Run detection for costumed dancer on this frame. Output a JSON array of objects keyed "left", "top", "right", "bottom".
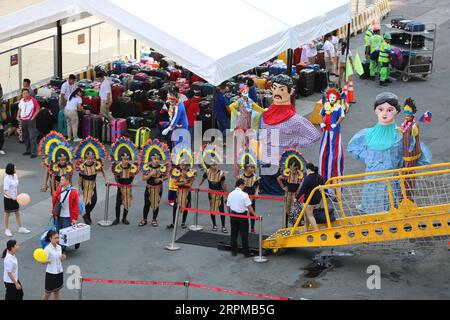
[
  {"left": 110, "top": 137, "right": 140, "bottom": 225},
  {"left": 318, "top": 88, "right": 346, "bottom": 192},
  {"left": 45, "top": 139, "right": 74, "bottom": 196},
  {"left": 38, "top": 131, "right": 70, "bottom": 194},
  {"left": 168, "top": 145, "right": 197, "bottom": 229},
  {"left": 74, "top": 137, "right": 109, "bottom": 225},
  {"left": 348, "top": 92, "right": 432, "bottom": 213},
  {"left": 229, "top": 85, "right": 265, "bottom": 177},
  {"left": 197, "top": 144, "right": 228, "bottom": 233},
  {"left": 400, "top": 98, "right": 425, "bottom": 201},
  {"left": 259, "top": 74, "right": 321, "bottom": 195},
  {"left": 139, "top": 139, "right": 170, "bottom": 227},
  {"left": 161, "top": 86, "right": 189, "bottom": 147},
  {"left": 237, "top": 149, "right": 260, "bottom": 233},
  {"left": 277, "top": 149, "right": 307, "bottom": 228}
]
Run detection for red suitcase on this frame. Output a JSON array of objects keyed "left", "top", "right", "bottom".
[
  {"left": 82, "top": 115, "right": 93, "bottom": 138},
  {"left": 112, "top": 84, "right": 124, "bottom": 101},
  {"left": 316, "top": 51, "right": 325, "bottom": 70},
  {"left": 169, "top": 69, "right": 182, "bottom": 82},
  {"left": 134, "top": 72, "right": 149, "bottom": 82},
  {"left": 190, "top": 74, "right": 205, "bottom": 84},
  {"left": 293, "top": 48, "right": 302, "bottom": 65},
  {"left": 82, "top": 96, "right": 100, "bottom": 114}
]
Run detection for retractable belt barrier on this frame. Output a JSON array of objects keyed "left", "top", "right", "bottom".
[{"left": 79, "top": 277, "right": 291, "bottom": 300}]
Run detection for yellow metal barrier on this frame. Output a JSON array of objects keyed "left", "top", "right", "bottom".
[{"left": 263, "top": 162, "right": 450, "bottom": 250}]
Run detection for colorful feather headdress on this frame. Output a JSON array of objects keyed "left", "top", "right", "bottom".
[
  {"left": 279, "top": 148, "right": 307, "bottom": 178},
  {"left": 139, "top": 139, "right": 171, "bottom": 175}
]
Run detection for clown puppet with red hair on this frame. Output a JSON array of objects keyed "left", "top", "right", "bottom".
[{"left": 319, "top": 88, "right": 346, "bottom": 188}]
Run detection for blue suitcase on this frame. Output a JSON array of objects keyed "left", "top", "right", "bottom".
[
  {"left": 404, "top": 21, "right": 425, "bottom": 32},
  {"left": 306, "top": 64, "right": 320, "bottom": 72},
  {"left": 130, "top": 80, "right": 144, "bottom": 91}
]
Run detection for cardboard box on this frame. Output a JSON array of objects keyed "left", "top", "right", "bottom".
[{"left": 59, "top": 223, "right": 91, "bottom": 247}]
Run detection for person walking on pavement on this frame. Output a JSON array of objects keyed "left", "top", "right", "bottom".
[
  {"left": 379, "top": 33, "right": 393, "bottom": 87},
  {"left": 368, "top": 26, "right": 383, "bottom": 81},
  {"left": 2, "top": 240, "right": 23, "bottom": 300},
  {"left": 17, "top": 88, "right": 40, "bottom": 158},
  {"left": 51, "top": 175, "right": 80, "bottom": 253},
  {"left": 3, "top": 163, "right": 31, "bottom": 237},
  {"left": 227, "top": 179, "right": 256, "bottom": 258}
]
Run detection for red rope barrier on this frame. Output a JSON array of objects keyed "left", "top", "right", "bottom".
[
  {"left": 81, "top": 278, "right": 289, "bottom": 300},
  {"left": 181, "top": 207, "right": 260, "bottom": 220},
  {"left": 188, "top": 283, "right": 289, "bottom": 301}
]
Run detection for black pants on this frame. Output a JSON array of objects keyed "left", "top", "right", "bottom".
[
  {"left": 115, "top": 191, "right": 128, "bottom": 220},
  {"left": 249, "top": 200, "right": 256, "bottom": 229},
  {"left": 230, "top": 213, "right": 250, "bottom": 255},
  {"left": 4, "top": 281, "right": 24, "bottom": 300},
  {"left": 83, "top": 187, "right": 97, "bottom": 220},
  {"left": 0, "top": 128, "right": 4, "bottom": 150},
  {"left": 208, "top": 194, "right": 226, "bottom": 227},
  {"left": 143, "top": 188, "right": 162, "bottom": 220},
  {"left": 172, "top": 192, "right": 191, "bottom": 224}
]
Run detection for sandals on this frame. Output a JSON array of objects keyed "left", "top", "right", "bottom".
[
  {"left": 138, "top": 219, "right": 148, "bottom": 227},
  {"left": 151, "top": 219, "right": 158, "bottom": 227}
]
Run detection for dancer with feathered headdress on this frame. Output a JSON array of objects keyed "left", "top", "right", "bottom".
[
  {"left": 139, "top": 139, "right": 170, "bottom": 227},
  {"left": 74, "top": 136, "right": 109, "bottom": 225},
  {"left": 110, "top": 137, "right": 139, "bottom": 225}
]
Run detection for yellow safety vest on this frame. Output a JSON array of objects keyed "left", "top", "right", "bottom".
[
  {"left": 378, "top": 41, "right": 391, "bottom": 63},
  {"left": 369, "top": 34, "right": 383, "bottom": 53},
  {"left": 365, "top": 29, "right": 374, "bottom": 47}
]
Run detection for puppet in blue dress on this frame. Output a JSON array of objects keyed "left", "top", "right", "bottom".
[{"left": 347, "top": 92, "right": 432, "bottom": 213}]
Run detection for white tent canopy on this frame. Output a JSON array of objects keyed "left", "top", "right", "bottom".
[{"left": 0, "top": 0, "right": 351, "bottom": 85}]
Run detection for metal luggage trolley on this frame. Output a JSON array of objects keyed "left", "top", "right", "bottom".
[{"left": 384, "top": 16, "right": 437, "bottom": 82}]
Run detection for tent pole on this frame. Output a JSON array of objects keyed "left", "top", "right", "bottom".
[
  {"left": 56, "top": 20, "right": 63, "bottom": 78},
  {"left": 287, "top": 49, "right": 293, "bottom": 76},
  {"left": 134, "top": 39, "right": 137, "bottom": 60},
  {"left": 345, "top": 23, "right": 351, "bottom": 81},
  {"left": 212, "top": 86, "right": 217, "bottom": 131}
]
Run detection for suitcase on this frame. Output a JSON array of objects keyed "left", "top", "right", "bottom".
[
  {"left": 142, "top": 118, "right": 155, "bottom": 129},
  {"left": 126, "top": 64, "right": 141, "bottom": 75},
  {"left": 306, "top": 64, "right": 320, "bottom": 72},
  {"left": 297, "top": 69, "right": 315, "bottom": 97},
  {"left": 398, "top": 20, "right": 413, "bottom": 30},
  {"left": 316, "top": 51, "right": 326, "bottom": 69},
  {"left": 391, "top": 48, "right": 405, "bottom": 69},
  {"left": 191, "top": 82, "right": 205, "bottom": 95},
  {"left": 58, "top": 109, "right": 68, "bottom": 137},
  {"left": 143, "top": 77, "right": 162, "bottom": 91},
  {"left": 77, "top": 79, "right": 93, "bottom": 89},
  {"left": 314, "top": 70, "right": 329, "bottom": 93},
  {"left": 111, "top": 118, "right": 127, "bottom": 141},
  {"left": 410, "top": 35, "right": 425, "bottom": 48},
  {"left": 130, "top": 80, "right": 144, "bottom": 91},
  {"left": 201, "top": 83, "right": 214, "bottom": 96},
  {"left": 404, "top": 21, "right": 425, "bottom": 32},
  {"left": 143, "top": 69, "right": 168, "bottom": 81},
  {"left": 36, "top": 108, "right": 54, "bottom": 137},
  {"left": 169, "top": 69, "right": 183, "bottom": 81},
  {"left": 147, "top": 99, "right": 164, "bottom": 111},
  {"left": 82, "top": 115, "right": 92, "bottom": 138},
  {"left": 293, "top": 47, "right": 302, "bottom": 65},
  {"left": 134, "top": 72, "right": 149, "bottom": 82},
  {"left": 254, "top": 66, "right": 268, "bottom": 77},
  {"left": 112, "top": 60, "right": 128, "bottom": 74},
  {"left": 91, "top": 115, "right": 103, "bottom": 140},
  {"left": 150, "top": 51, "right": 164, "bottom": 62},
  {"left": 112, "top": 84, "right": 124, "bottom": 101},
  {"left": 83, "top": 89, "right": 99, "bottom": 97},
  {"left": 391, "top": 18, "right": 405, "bottom": 28},
  {"left": 135, "top": 127, "right": 151, "bottom": 148},
  {"left": 77, "top": 111, "right": 84, "bottom": 139},
  {"left": 132, "top": 90, "right": 148, "bottom": 103},
  {"left": 50, "top": 78, "right": 66, "bottom": 89},
  {"left": 111, "top": 98, "right": 137, "bottom": 119},
  {"left": 190, "top": 74, "right": 205, "bottom": 84},
  {"left": 127, "top": 117, "right": 144, "bottom": 130},
  {"left": 82, "top": 96, "right": 100, "bottom": 114},
  {"left": 102, "top": 119, "right": 111, "bottom": 143},
  {"left": 253, "top": 78, "right": 266, "bottom": 90}
]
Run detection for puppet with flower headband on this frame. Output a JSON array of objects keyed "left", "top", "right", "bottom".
[
  {"left": 160, "top": 86, "right": 189, "bottom": 147},
  {"left": 139, "top": 139, "right": 170, "bottom": 227},
  {"left": 74, "top": 136, "right": 109, "bottom": 225},
  {"left": 110, "top": 137, "right": 139, "bottom": 225},
  {"left": 277, "top": 148, "right": 307, "bottom": 227},
  {"left": 38, "top": 131, "right": 68, "bottom": 194},
  {"left": 319, "top": 88, "right": 346, "bottom": 187},
  {"left": 236, "top": 148, "right": 260, "bottom": 233},
  {"left": 197, "top": 144, "right": 228, "bottom": 232},
  {"left": 167, "top": 144, "right": 197, "bottom": 229}
]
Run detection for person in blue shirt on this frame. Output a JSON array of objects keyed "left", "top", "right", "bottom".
[
  {"left": 246, "top": 79, "right": 258, "bottom": 103},
  {"left": 215, "top": 83, "right": 230, "bottom": 136}
]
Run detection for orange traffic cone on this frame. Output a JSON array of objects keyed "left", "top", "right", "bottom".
[{"left": 347, "top": 75, "right": 355, "bottom": 103}]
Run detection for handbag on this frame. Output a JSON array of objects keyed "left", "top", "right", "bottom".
[{"left": 53, "top": 188, "right": 71, "bottom": 217}]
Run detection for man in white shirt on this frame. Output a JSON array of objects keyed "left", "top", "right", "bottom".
[
  {"left": 323, "top": 33, "right": 336, "bottom": 79},
  {"left": 59, "top": 74, "right": 77, "bottom": 108},
  {"left": 98, "top": 71, "right": 114, "bottom": 120},
  {"left": 226, "top": 179, "right": 256, "bottom": 257},
  {"left": 17, "top": 88, "right": 40, "bottom": 158}
]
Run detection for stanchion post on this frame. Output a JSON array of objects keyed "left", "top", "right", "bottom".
[
  {"left": 253, "top": 216, "right": 268, "bottom": 263},
  {"left": 78, "top": 277, "right": 83, "bottom": 300},
  {"left": 283, "top": 196, "right": 287, "bottom": 228},
  {"left": 98, "top": 184, "right": 113, "bottom": 226},
  {"left": 184, "top": 281, "right": 190, "bottom": 300},
  {"left": 166, "top": 206, "right": 181, "bottom": 251},
  {"left": 189, "top": 189, "right": 203, "bottom": 231}
]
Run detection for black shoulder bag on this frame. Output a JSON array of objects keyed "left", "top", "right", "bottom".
[{"left": 53, "top": 188, "right": 71, "bottom": 217}]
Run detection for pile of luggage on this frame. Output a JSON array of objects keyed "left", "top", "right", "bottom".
[{"left": 295, "top": 64, "right": 329, "bottom": 97}]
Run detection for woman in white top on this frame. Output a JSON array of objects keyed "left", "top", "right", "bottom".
[
  {"left": 42, "top": 230, "right": 66, "bottom": 300},
  {"left": 306, "top": 40, "right": 318, "bottom": 65},
  {"left": 2, "top": 240, "right": 23, "bottom": 300},
  {"left": 337, "top": 42, "right": 356, "bottom": 88},
  {"left": 3, "top": 163, "right": 30, "bottom": 237},
  {"left": 64, "top": 88, "right": 83, "bottom": 143}
]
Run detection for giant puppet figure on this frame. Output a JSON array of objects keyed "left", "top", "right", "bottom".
[
  {"left": 161, "top": 87, "right": 189, "bottom": 147},
  {"left": 259, "top": 74, "right": 321, "bottom": 195},
  {"left": 348, "top": 92, "right": 432, "bottom": 213},
  {"left": 319, "top": 88, "right": 346, "bottom": 187}
]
